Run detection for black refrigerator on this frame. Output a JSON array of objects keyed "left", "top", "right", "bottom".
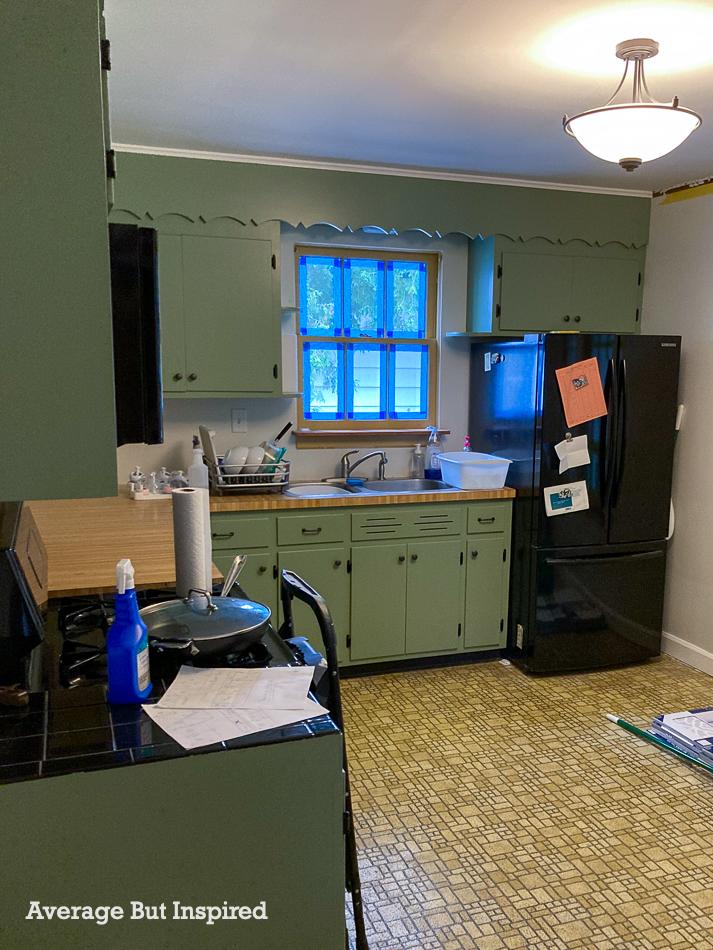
[{"left": 469, "top": 333, "right": 680, "bottom": 673}]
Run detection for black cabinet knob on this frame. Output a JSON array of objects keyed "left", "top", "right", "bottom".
[
  {"left": 172, "top": 372, "right": 184, "bottom": 381},
  {"left": 411, "top": 553, "right": 418, "bottom": 561},
  {"left": 398, "top": 555, "right": 406, "bottom": 563},
  {"left": 574, "top": 315, "right": 581, "bottom": 323},
  {"left": 563, "top": 315, "right": 571, "bottom": 323},
  {"left": 188, "top": 373, "right": 198, "bottom": 381},
  {"left": 471, "top": 549, "right": 479, "bottom": 559},
  {"left": 334, "top": 559, "right": 342, "bottom": 568},
  {"left": 258, "top": 565, "right": 267, "bottom": 574}
]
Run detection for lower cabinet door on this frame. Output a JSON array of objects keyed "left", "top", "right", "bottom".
[
  {"left": 464, "top": 537, "right": 505, "bottom": 649},
  {"left": 350, "top": 544, "right": 407, "bottom": 660},
  {"left": 213, "top": 551, "right": 278, "bottom": 619},
  {"left": 405, "top": 540, "right": 463, "bottom": 655},
  {"left": 278, "top": 547, "right": 350, "bottom": 662}
]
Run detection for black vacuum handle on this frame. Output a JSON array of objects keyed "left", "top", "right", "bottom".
[{"left": 278, "top": 570, "right": 343, "bottom": 730}]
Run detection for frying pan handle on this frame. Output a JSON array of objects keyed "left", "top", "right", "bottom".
[
  {"left": 278, "top": 570, "right": 342, "bottom": 729},
  {"left": 148, "top": 636, "right": 199, "bottom": 657}
]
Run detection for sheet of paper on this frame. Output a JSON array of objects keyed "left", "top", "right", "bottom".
[
  {"left": 555, "top": 358, "right": 608, "bottom": 428},
  {"left": 554, "top": 434, "right": 591, "bottom": 474},
  {"left": 156, "top": 665, "right": 315, "bottom": 710},
  {"left": 143, "top": 699, "right": 330, "bottom": 750},
  {"left": 543, "top": 480, "right": 590, "bottom": 517}
]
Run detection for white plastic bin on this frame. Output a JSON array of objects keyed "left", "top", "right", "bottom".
[{"left": 436, "top": 452, "right": 511, "bottom": 489}]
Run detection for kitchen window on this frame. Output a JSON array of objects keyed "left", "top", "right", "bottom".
[{"left": 296, "top": 246, "right": 438, "bottom": 436}]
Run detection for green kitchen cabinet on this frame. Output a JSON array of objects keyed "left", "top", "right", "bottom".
[
  {"left": 0, "top": 734, "right": 346, "bottom": 950},
  {"left": 464, "top": 537, "right": 508, "bottom": 650},
  {"left": 154, "top": 220, "right": 282, "bottom": 397},
  {"left": 212, "top": 499, "right": 512, "bottom": 667},
  {"left": 213, "top": 551, "right": 278, "bottom": 619},
  {"left": 2, "top": 1, "right": 117, "bottom": 500},
  {"left": 349, "top": 544, "right": 407, "bottom": 660},
  {"left": 278, "top": 547, "right": 350, "bottom": 661},
  {"left": 465, "top": 235, "right": 644, "bottom": 336},
  {"left": 404, "top": 540, "right": 464, "bottom": 654}
]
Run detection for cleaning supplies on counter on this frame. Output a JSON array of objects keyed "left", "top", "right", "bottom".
[
  {"left": 463, "top": 435, "right": 472, "bottom": 452},
  {"left": 107, "top": 559, "right": 152, "bottom": 703},
  {"left": 188, "top": 434, "right": 209, "bottom": 488},
  {"left": 410, "top": 443, "right": 426, "bottom": 479},
  {"left": 424, "top": 426, "right": 443, "bottom": 480}
]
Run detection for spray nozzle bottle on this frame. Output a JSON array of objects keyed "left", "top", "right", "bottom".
[
  {"left": 424, "top": 426, "right": 443, "bottom": 480},
  {"left": 107, "top": 558, "right": 152, "bottom": 703}
]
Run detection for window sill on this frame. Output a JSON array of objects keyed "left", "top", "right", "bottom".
[{"left": 295, "top": 428, "right": 450, "bottom": 449}]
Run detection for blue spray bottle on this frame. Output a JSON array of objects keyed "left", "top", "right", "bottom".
[{"left": 107, "top": 558, "right": 152, "bottom": 703}]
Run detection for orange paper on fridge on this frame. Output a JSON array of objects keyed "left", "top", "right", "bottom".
[{"left": 555, "top": 357, "right": 608, "bottom": 428}]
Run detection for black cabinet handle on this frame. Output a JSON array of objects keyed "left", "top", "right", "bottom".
[
  {"left": 273, "top": 364, "right": 279, "bottom": 379},
  {"left": 258, "top": 565, "right": 267, "bottom": 574},
  {"left": 471, "top": 549, "right": 479, "bottom": 559},
  {"left": 333, "top": 559, "right": 342, "bottom": 568},
  {"left": 563, "top": 315, "right": 571, "bottom": 323},
  {"left": 398, "top": 555, "right": 406, "bottom": 563},
  {"left": 301, "top": 526, "right": 322, "bottom": 535},
  {"left": 172, "top": 372, "right": 184, "bottom": 381},
  {"left": 212, "top": 531, "right": 235, "bottom": 540},
  {"left": 478, "top": 516, "right": 496, "bottom": 524},
  {"left": 188, "top": 373, "right": 198, "bottom": 381},
  {"left": 574, "top": 315, "right": 581, "bottom": 323},
  {"left": 411, "top": 553, "right": 418, "bottom": 562}
]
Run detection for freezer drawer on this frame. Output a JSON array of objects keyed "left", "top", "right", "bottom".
[{"left": 521, "top": 543, "right": 666, "bottom": 673}]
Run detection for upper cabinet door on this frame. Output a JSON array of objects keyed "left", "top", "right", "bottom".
[
  {"left": 158, "top": 234, "right": 187, "bottom": 392},
  {"left": 572, "top": 257, "right": 641, "bottom": 333},
  {"left": 498, "top": 252, "right": 572, "bottom": 332},
  {"left": 181, "top": 233, "right": 280, "bottom": 394}
]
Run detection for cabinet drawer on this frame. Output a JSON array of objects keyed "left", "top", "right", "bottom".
[
  {"left": 277, "top": 512, "right": 349, "bottom": 546},
  {"left": 467, "top": 503, "right": 508, "bottom": 535},
  {"left": 352, "top": 506, "right": 465, "bottom": 541},
  {"left": 211, "top": 515, "right": 274, "bottom": 550}
]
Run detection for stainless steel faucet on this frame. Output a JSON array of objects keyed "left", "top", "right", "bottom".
[{"left": 340, "top": 450, "right": 388, "bottom": 481}]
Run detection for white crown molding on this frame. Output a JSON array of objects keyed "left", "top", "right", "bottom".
[{"left": 113, "top": 143, "right": 652, "bottom": 199}]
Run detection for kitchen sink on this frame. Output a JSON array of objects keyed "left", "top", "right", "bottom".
[
  {"left": 360, "top": 478, "right": 454, "bottom": 493},
  {"left": 284, "top": 482, "right": 363, "bottom": 499}
]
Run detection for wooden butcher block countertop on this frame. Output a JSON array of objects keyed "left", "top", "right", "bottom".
[{"left": 29, "top": 486, "right": 514, "bottom": 597}]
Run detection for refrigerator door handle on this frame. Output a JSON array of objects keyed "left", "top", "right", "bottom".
[
  {"left": 602, "top": 357, "right": 618, "bottom": 505},
  {"left": 612, "top": 358, "right": 628, "bottom": 505},
  {"left": 545, "top": 550, "right": 663, "bottom": 566}
]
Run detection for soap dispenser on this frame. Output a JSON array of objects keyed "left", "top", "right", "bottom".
[{"left": 410, "top": 443, "right": 425, "bottom": 479}]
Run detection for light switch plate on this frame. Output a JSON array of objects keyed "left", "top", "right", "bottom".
[{"left": 231, "top": 408, "right": 248, "bottom": 433}]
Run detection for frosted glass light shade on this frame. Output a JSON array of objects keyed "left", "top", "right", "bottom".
[{"left": 565, "top": 102, "right": 701, "bottom": 166}]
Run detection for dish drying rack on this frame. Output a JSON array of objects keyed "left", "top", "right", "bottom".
[{"left": 206, "top": 456, "right": 290, "bottom": 495}]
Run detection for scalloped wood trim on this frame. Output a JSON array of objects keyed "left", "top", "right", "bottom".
[{"left": 109, "top": 208, "right": 646, "bottom": 249}]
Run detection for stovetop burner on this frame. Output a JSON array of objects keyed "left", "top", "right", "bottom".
[{"left": 58, "top": 591, "right": 302, "bottom": 688}]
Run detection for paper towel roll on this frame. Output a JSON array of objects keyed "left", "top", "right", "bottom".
[{"left": 172, "top": 487, "right": 213, "bottom": 597}]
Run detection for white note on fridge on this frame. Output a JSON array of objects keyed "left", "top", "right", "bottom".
[
  {"left": 554, "top": 434, "right": 590, "bottom": 474},
  {"left": 543, "top": 481, "right": 590, "bottom": 517},
  {"left": 156, "top": 665, "right": 315, "bottom": 710}
]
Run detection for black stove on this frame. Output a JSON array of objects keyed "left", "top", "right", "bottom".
[{"left": 58, "top": 590, "right": 304, "bottom": 689}]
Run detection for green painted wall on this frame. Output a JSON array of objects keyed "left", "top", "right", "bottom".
[{"left": 112, "top": 152, "right": 651, "bottom": 248}]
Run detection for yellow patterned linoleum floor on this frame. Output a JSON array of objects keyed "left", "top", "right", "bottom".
[{"left": 341, "top": 656, "right": 713, "bottom": 949}]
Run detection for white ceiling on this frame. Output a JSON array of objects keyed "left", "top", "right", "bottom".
[{"left": 106, "top": 0, "right": 713, "bottom": 194}]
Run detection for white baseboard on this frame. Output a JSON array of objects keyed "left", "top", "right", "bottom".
[{"left": 662, "top": 630, "right": 713, "bottom": 677}]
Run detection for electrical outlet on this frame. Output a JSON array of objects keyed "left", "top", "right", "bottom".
[{"left": 231, "top": 408, "right": 248, "bottom": 433}]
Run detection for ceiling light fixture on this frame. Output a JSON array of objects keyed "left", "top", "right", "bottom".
[{"left": 563, "top": 38, "right": 702, "bottom": 171}]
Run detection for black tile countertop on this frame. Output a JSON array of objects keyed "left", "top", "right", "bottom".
[{"left": 0, "top": 678, "right": 339, "bottom": 786}]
